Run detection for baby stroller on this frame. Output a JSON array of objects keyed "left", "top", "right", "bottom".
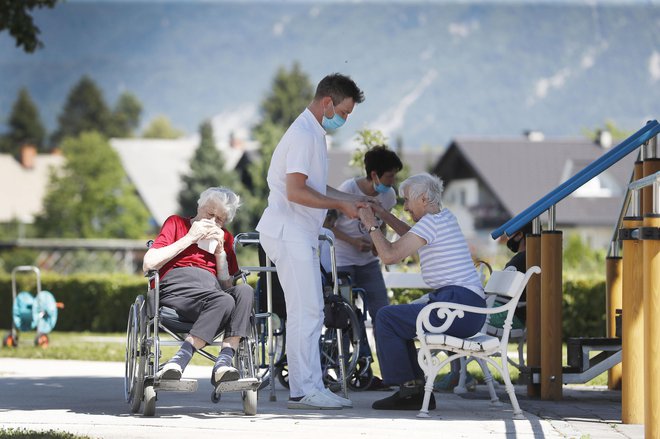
[{"left": 3, "top": 266, "right": 63, "bottom": 348}]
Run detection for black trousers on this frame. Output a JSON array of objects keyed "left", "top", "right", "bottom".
[{"left": 160, "top": 266, "right": 253, "bottom": 345}]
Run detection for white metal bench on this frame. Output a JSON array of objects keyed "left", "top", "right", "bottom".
[{"left": 415, "top": 266, "right": 541, "bottom": 419}]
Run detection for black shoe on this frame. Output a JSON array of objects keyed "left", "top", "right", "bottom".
[
  {"left": 367, "top": 376, "right": 393, "bottom": 391},
  {"left": 372, "top": 390, "right": 436, "bottom": 410}
]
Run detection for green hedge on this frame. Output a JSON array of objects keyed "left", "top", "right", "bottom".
[
  {"left": 0, "top": 273, "right": 144, "bottom": 332},
  {"left": 391, "top": 277, "right": 607, "bottom": 342},
  {"left": 0, "top": 272, "right": 606, "bottom": 338}
]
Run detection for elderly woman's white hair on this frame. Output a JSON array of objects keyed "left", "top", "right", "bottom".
[
  {"left": 197, "top": 187, "right": 241, "bottom": 222},
  {"left": 398, "top": 173, "right": 444, "bottom": 210}
]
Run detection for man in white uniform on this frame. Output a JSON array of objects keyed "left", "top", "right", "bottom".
[{"left": 256, "top": 73, "right": 366, "bottom": 410}]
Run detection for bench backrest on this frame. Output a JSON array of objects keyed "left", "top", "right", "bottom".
[{"left": 483, "top": 268, "right": 525, "bottom": 298}]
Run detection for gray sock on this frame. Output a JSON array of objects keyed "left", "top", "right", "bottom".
[
  {"left": 214, "top": 347, "right": 235, "bottom": 371},
  {"left": 169, "top": 341, "right": 195, "bottom": 371}
]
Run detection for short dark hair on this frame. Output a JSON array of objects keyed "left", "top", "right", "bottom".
[
  {"left": 315, "top": 73, "right": 365, "bottom": 105},
  {"left": 364, "top": 145, "right": 403, "bottom": 179}
]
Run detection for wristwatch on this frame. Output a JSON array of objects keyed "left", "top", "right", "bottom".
[{"left": 368, "top": 225, "right": 379, "bottom": 233}]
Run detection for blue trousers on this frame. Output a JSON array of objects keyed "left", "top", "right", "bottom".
[{"left": 375, "top": 285, "right": 487, "bottom": 386}]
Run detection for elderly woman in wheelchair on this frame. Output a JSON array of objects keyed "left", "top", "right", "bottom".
[
  {"left": 142, "top": 187, "right": 253, "bottom": 387},
  {"left": 358, "top": 173, "right": 487, "bottom": 410}
]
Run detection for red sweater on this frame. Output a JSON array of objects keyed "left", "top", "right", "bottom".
[{"left": 152, "top": 215, "right": 238, "bottom": 280}]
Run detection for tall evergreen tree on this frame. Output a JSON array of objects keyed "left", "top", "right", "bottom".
[
  {"left": 34, "top": 131, "right": 150, "bottom": 238},
  {"left": 246, "top": 62, "right": 313, "bottom": 228},
  {"left": 109, "top": 91, "right": 142, "bottom": 138},
  {"left": 178, "top": 121, "right": 247, "bottom": 232},
  {"left": 4, "top": 87, "right": 46, "bottom": 153},
  {"left": 51, "top": 75, "right": 112, "bottom": 146}
]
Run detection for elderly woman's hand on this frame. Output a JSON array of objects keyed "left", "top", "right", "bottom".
[
  {"left": 188, "top": 218, "right": 220, "bottom": 242},
  {"left": 358, "top": 206, "right": 378, "bottom": 228}
]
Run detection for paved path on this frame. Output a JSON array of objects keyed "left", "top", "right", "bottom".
[{"left": 0, "top": 359, "right": 644, "bottom": 438}]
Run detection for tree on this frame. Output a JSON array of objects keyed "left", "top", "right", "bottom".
[
  {"left": 109, "top": 92, "right": 142, "bottom": 138},
  {"left": 51, "top": 76, "right": 112, "bottom": 146},
  {"left": 34, "top": 131, "right": 151, "bottom": 239},
  {"left": 0, "top": 0, "right": 59, "bottom": 53},
  {"left": 177, "top": 121, "right": 248, "bottom": 232},
  {"left": 142, "top": 115, "right": 183, "bottom": 139},
  {"left": 3, "top": 87, "right": 46, "bottom": 153},
  {"left": 247, "top": 62, "right": 314, "bottom": 227}
]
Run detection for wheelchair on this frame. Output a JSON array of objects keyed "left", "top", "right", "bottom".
[
  {"left": 124, "top": 267, "right": 261, "bottom": 417},
  {"left": 233, "top": 231, "right": 359, "bottom": 400}
]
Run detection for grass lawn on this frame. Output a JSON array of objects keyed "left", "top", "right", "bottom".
[{"left": 0, "top": 428, "right": 92, "bottom": 439}]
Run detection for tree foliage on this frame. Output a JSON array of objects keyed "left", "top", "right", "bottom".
[
  {"left": 177, "top": 121, "right": 248, "bottom": 232},
  {"left": 109, "top": 91, "right": 142, "bottom": 138},
  {"left": 51, "top": 76, "right": 113, "bottom": 146},
  {"left": 34, "top": 131, "right": 150, "bottom": 239},
  {"left": 0, "top": 0, "right": 59, "bottom": 53},
  {"left": 247, "top": 62, "right": 313, "bottom": 228},
  {"left": 3, "top": 87, "right": 46, "bottom": 153},
  {"left": 142, "top": 115, "right": 183, "bottom": 139},
  {"left": 51, "top": 76, "right": 144, "bottom": 145}
]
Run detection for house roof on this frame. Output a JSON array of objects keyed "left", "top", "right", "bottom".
[
  {"left": 433, "top": 136, "right": 638, "bottom": 228},
  {"left": 111, "top": 137, "right": 252, "bottom": 226},
  {"left": 0, "top": 153, "right": 65, "bottom": 223}
]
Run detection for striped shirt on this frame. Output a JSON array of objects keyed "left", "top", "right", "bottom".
[{"left": 409, "top": 209, "right": 484, "bottom": 298}]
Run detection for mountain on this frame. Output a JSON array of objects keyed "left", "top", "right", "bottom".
[{"left": 1, "top": 1, "right": 658, "bottom": 149}]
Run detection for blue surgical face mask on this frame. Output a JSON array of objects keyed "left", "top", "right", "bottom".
[
  {"left": 321, "top": 101, "right": 346, "bottom": 131},
  {"left": 373, "top": 176, "right": 391, "bottom": 194}
]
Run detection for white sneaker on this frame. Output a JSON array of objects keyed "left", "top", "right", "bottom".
[
  {"left": 287, "top": 389, "right": 343, "bottom": 410},
  {"left": 212, "top": 365, "right": 240, "bottom": 385},
  {"left": 157, "top": 362, "right": 182, "bottom": 380},
  {"left": 321, "top": 387, "right": 353, "bottom": 408}
]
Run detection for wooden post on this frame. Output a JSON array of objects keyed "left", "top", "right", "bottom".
[
  {"left": 621, "top": 216, "right": 644, "bottom": 424},
  {"left": 606, "top": 256, "right": 623, "bottom": 389},
  {"left": 526, "top": 232, "right": 542, "bottom": 397},
  {"left": 642, "top": 159, "right": 660, "bottom": 215},
  {"left": 540, "top": 230, "right": 562, "bottom": 400},
  {"left": 643, "top": 214, "right": 660, "bottom": 438}
]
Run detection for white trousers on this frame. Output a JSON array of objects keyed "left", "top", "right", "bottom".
[{"left": 259, "top": 233, "right": 324, "bottom": 398}]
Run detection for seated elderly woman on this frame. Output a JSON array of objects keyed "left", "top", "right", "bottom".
[
  {"left": 357, "top": 173, "right": 486, "bottom": 410},
  {"left": 143, "top": 187, "right": 252, "bottom": 386}
]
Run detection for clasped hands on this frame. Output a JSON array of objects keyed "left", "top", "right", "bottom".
[{"left": 189, "top": 218, "right": 225, "bottom": 254}]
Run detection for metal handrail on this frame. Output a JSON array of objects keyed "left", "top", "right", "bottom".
[{"left": 491, "top": 120, "right": 660, "bottom": 239}]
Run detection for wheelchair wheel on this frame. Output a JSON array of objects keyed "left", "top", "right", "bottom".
[
  {"left": 242, "top": 390, "right": 257, "bottom": 416},
  {"left": 143, "top": 384, "right": 156, "bottom": 417},
  {"left": 319, "top": 301, "right": 361, "bottom": 387},
  {"left": 348, "top": 357, "right": 374, "bottom": 391},
  {"left": 125, "top": 296, "right": 146, "bottom": 414},
  {"left": 277, "top": 363, "right": 290, "bottom": 389}
]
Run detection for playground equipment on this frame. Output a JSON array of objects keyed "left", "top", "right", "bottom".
[
  {"left": 3, "top": 266, "right": 63, "bottom": 348},
  {"left": 491, "top": 119, "right": 659, "bottom": 434}
]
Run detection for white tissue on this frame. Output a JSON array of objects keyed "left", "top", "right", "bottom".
[{"left": 197, "top": 238, "right": 218, "bottom": 254}]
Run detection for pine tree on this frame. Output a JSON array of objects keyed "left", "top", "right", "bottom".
[
  {"left": 0, "top": 0, "right": 59, "bottom": 53},
  {"left": 34, "top": 131, "right": 150, "bottom": 238},
  {"left": 51, "top": 75, "right": 112, "bottom": 146},
  {"left": 109, "top": 92, "right": 142, "bottom": 138},
  {"left": 4, "top": 87, "right": 46, "bottom": 153},
  {"left": 246, "top": 62, "right": 313, "bottom": 227},
  {"left": 177, "top": 121, "right": 247, "bottom": 232}
]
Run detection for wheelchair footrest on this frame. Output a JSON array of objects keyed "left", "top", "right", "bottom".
[
  {"left": 214, "top": 378, "right": 260, "bottom": 394},
  {"left": 156, "top": 378, "right": 199, "bottom": 392}
]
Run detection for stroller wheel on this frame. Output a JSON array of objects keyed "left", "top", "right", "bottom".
[
  {"left": 3, "top": 334, "right": 18, "bottom": 348},
  {"left": 35, "top": 333, "right": 49, "bottom": 348}
]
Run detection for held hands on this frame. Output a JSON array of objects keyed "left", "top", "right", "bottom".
[
  {"left": 189, "top": 218, "right": 224, "bottom": 249},
  {"left": 339, "top": 199, "right": 371, "bottom": 219},
  {"left": 358, "top": 205, "right": 378, "bottom": 228}
]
